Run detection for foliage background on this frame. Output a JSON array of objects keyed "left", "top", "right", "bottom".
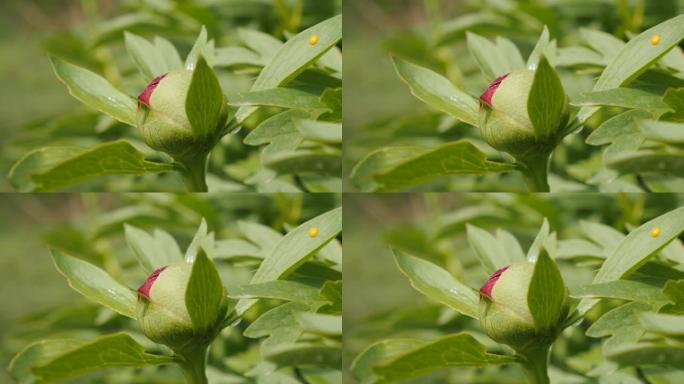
[
  {"left": 0, "top": 192, "right": 340, "bottom": 383},
  {"left": 0, "top": 0, "right": 341, "bottom": 192},
  {"left": 343, "top": 0, "right": 684, "bottom": 192},
  {"left": 343, "top": 192, "right": 684, "bottom": 383}
]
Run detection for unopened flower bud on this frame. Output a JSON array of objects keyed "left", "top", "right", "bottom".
[
  {"left": 479, "top": 262, "right": 568, "bottom": 352},
  {"left": 137, "top": 71, "right": 227, "bottom": 158},
  {"left": 479, "top": 70, "right": 569, "bottom": 159},
  {"left": 137, "top": 261, "right": 227, "bottom": 350}
]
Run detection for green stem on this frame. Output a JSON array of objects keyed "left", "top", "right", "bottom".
[
  {"left": 177, "top": 153, "right": 209, "bottom": 192},
  {"left": 178, "top": 345, "right": 209, "bottom": 384},
  {"left": 519, "top": 153, "right": 551, "bottom": 192},
  {"left": 519, "top": 346, "right": 550, "bottom": 384}
]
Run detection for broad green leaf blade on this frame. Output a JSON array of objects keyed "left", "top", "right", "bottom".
[
  {"left": 8, "top": 146, "right": 85, "bottom": 192},
  {"left": 124, "top": 32, "right": 166, "bottom": 81},
  {"left": 264, "top": 343, "right": 341, "bottom": 369},
  {"left": 186, "top": 56, "right": 225, "bottom": 140},
  {"left": 124, "top": 224, "right": 180, "bottom": 274},
  {"left": 607, "top": 152, "right": 684, "bottom": 176},
  {"left": 243, "top": 302, "right": 310, "bottom": 350},
  {"left": 185, "top": 219, "right": 208, "bottom": 262},
  {"left": 528, "top": 56, "right": 567, "bottom": 140},
  {"left": 639, "top": 120, "right": 684, "bottom": 143},
  {"left": 186, "top": 249, "right": 226, "bottom": 331},
  {"left": 215, "top": 238, "right": 264, "bottom": 259},
  {"left": 29, "top": 141, "right": 173, "bottom": 191},
  {"left": 50, "top": 56, "right": 137, "bottom": 126},
  {"left": 609, "top": 344, "right": 684, "bottom": 367},
  {"left": 527, "top": 219, "right": 550, "bottom": 262},
  {"left": 351, "top": 339, "right": 425, "bottom": 384},
  {"left": 374, "top": 333, "right": 515, "bottom": 382},
  {"left": 293, "top": 119, "right": 342, "bottom": 143},
  {"left": 235, "top": 207, "right": 342, "bottom": 315},
  {"left": 238, "top": 28, "right": 283, "bottom": 59},
  {"left": 571, "top": 280, "right": 668, "bottom": 303},
  {"left": 296, "top": 313, "right": 342, "bottom": 336},
  {"left": 9, "top": 339, "right": 86, "bottom": 383},
  {"left": 392, "top": 56, "right": 479, "bottom": 126},
  {"left": 236, "top": 14, "right": 342, "bottom": 123},
  {"left": 586, "top": 302, "right": 652, "bottom": 353},
  {"left": 466, "top": 32, "right": 510, "bottom": 81},
  {"left": 527, "top": 26, "right": 551, "bottom": 68},
  {"left": 31, "top": 333, "right": 173, "bottom": 382},
  {"left": 393, "top": 249, "right": 479, "bottom": 319},
  {"left": 528, "top": 251, "right": 567, "bottom": 330},
  {"left": 577, "top": 14, "right": 684, "bottom": 122},
  {"left": 265, "top": 151, "right": 341, "bottom": 177},
  {"left": 572, "top": 88, "right": 669, "bottom": 110},
  {"left": 578, "top": 207, "right": 684, "bottom": 315},
  {"left": 662, "top": 280, "right": 684, "bottom": 314},
  {"left": 319, "top": 280, "right": 342, "bottom": 314},
  {"left": 154, "top": 36, "right": 183, "bottom": 71},
  {"left": 230, "top": 88, "right": 327, "bottom": 111},
  {"left": 228, "top": 281, "right": 322, "bottom": 304},
  {"left": 638, "top": 312, "right": 684, "bottom": 336},
  {"left": 50, "top": 249, "right": 137, "bottom": 319},
  {"left": 466, "top": 224, "right": 511, "bottom": 274},
  {"left": 185, "top": 26, "right": 208, "bottom": 70},
  {"left": 496, "top": 229, "right": 526, "bottom": 263},
  {"left": 373, "top": 141, "right": 516, "bottom": 191},
  {"left": 350, "top": 146, "right": 426, "bottom": 192}
]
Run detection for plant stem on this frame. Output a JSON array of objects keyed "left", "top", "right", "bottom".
[
  {"left": 177, "top": 153, "right": 209, "bottom": 192},
  {"left": 519, "top": 153, "right": 551, "bottom": 192},
  {"left": 178, "top": 345, "right": 209, "bottom": 384},
  {"left": 519, "top": 346, "right": 550, "bottom": 384}
]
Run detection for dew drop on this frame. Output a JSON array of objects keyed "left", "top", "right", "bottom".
[
  {"left": 651, "top": 227, "right": 661, "bottom": 237},
  {"left": 651, "top": 34, "right": 661, "bottom": 45},
  {"left": 309, "top": 35, "right": 319, "bottom": 45},
  {"left": 309, "top": 227, "right": 319, "bottom": 237}
]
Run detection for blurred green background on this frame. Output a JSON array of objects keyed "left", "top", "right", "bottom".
[
  {"left": 0, "top": 192, "right": 340, "bottom": 383},
  {"left": 343, "top": 0, "right": 684, "bottom": 191},
  {"left": 343, "top": 193, "right": 684, "bottom": 383}
]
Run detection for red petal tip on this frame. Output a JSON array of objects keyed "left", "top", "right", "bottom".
[
  {"left": 138, "top": 266, "right": 167, "bottom": 299},
  {"left": 480, "top": 73, "right": 509, "bottom": 107},
  {"left": 138, "top": 73, "right": 168, "bottom": 106},
  {"left": 480, "top": 265, "right": 510, "bottom": 298}
]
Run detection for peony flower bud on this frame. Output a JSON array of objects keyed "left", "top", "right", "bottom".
[
  {"left": 137, "top": 261, "right": 228, "bottom": 351},
  {"left": 479, "top": 262, "right": 568, "bottom": 352},
  {"left": 479, "top": 70, "right": 569, "bottom": 159},
  {"left": 137, "top": 71, "right": 227, "bottom": 158}
]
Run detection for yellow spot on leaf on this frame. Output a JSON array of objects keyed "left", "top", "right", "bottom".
[
  {"left": 309, "top": 35, "right": 319, "bottom": 45},
  {"left": 651, "top": 227, "right": 661, "bottom": 237},
  {"left": 651, "top": 34, "right": 661, "bottom": 45},
  {"left": 308, "top": 227, "right": 319, "bottom": 237}
]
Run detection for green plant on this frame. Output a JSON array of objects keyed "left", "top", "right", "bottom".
[
  {"left": 7, "top": 195, "right": 342, "bottom": 383},
  {"left": 349, "top": 195, "right": 684, "bottom": 383},
  {"left": 5, "top": 1, "right": 342, "bottom": 192},
  {"left": 348, "top": 3, "right": 684, "bottom": 192}
]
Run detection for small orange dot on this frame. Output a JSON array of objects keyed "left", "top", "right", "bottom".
[
  {"left": 309, "top": 35, "right": 319, "bottom": 45},
  {"left": 651, "top": 34, "right": 661, "bottom": 45},
  {"left": 651, "top": 227, "right": 661, "bottom": 237},
  {"left": 308, "top": 227, "right": 319, "bottom": 237}
]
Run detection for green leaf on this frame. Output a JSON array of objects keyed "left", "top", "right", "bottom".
[
  {"left": 185, "top": 219, "right": 208, "bottom": 262},
  {"left": 230, "top": 88, "right": 327, "bottom": 111},
  {"left": 572, "top": 88, "right": 669, "bottom": 111},
  {"left": 466, "top": 32, "right": 517, "bottom": 81},
  {"left": 228, "top": 281, "right": 322, "bottom": 304},
  {"left": 528, "top": 251, "right": 567, "bottom": 330},
  {"left": 579, "top": 28, "right": 625, "bottom": 60},
  {"left": 186, "top": 249, "right": 225, "bottom": 332},
  {"left": 124, "top": 224, "right": 182, "bottom": 274},
  {"left": 8, "top": 146, "right": 85, "bottom": 192},
  {"left": 577, "top": 14, "right": 684, "bottom": 122},
  {"left": 293, "top": 119, "right": 341, "bottom": 143},
  {"left": 571, "top": 280, "right": 668, "bottom": 303},
  {"left": 236, "top": 14, "right": 341, "bottom": 123},
  {"left": 392, "top": 56, "right": 479, "bottom": 126},
  {"left": 393, "top": 249, "right": 479, "bottom": 319},
  {"left": 527, "top": 26, "right": 553, "bottom": 68},
  {"left": 9, "top": 339, "right": 86, "bottom": 383},
  {"left": 607, "top": 151, "right": 684, "bottom": 176},
  {"left": 466, "top": 224, "right": 512, "bottom": 274},
  {"left": 28, "top": 141, "right": 173, "bottom": 191},
  {"left": 50, "top": 56, "right": 137, "bottom": 126},
  {"left": 154, "top": 36, "right": 183, "bottom": 71},
  {"left": 662, "top": 280, "right": 684, "bottom": 314},
  {"left": 528, "top": 56, "right": 567, "bottom": 140},
  {"left": 244, "top": 302, "right": 310, "bottom": 350},
  {"left": 238, "top": 28, "right": 283, "bottom": 60},
  {"left": 373, "top": 333, "right": 515, "bottom": 382},
  {"left": 186, "top": 56, "right": 225, "bottom": 140},
  {"left": 265, "top": 151, "right": 341, "bottom": 177},
  {"left": 296, "top": 313, "right": 342, "bottom": 336},
  {"left": 586, "top": 302, "right": 652, "bottom": 353},
  {"left": 50, "top": 249, "right": 137, "bottom": 319},
  {"left": 527, "top": 218, "right": 550, "bottom": 262},
  {"left": 236, "top": 207, "right": 342, "bottom": 315},
  {"left": 319, "top": 280, "right": 342, "bottom": 314},
  {"left": 578, "top": 207, "right": 684, "bottom": 315},
  {"left": 185, "top": 26, "right": 209, "bottom": 69},
  {"left": 350, "top": 146, "right": 426, "bottom": 192},
  {"left": 30, "top": 333, "right": 173, "bottom": 382},
  {"left": 124, "top": 32, "right": 168, "bottom": 81},
  {"left": 609, "top": 344, "right": 684, "bottom": 367},
  {"left": 264, "top": 343, "right": 341, "bottom": 369},
  {"left": 215, "top": 238, "right": 264, "bottom": 259},
  {"left": 639, "top": 120, "right": 684, "bottom": 143},
  {"left": 662, "top": 87, "right": 684, "bottom": 121},
  {"left": 373, "top": 141, "right": 516, "bottom": 191},
  {"left": 351, "top": 339, "right": 425, "bottom": 384},
  {"left": 638, "top": 312, "right": 684, "bottom": 336}
]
